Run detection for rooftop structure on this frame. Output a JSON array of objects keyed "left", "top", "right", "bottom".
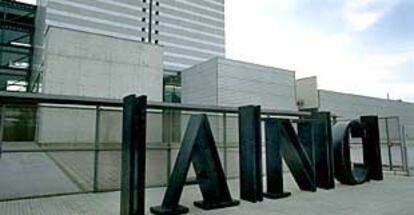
[{"left": 0, "top": 0, "right": 36, "bottom": 91}]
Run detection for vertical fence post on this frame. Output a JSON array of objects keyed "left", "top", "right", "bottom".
[
  {"left": 402, "top": 126, "right": 410, "bottom": 176},
  {"left": 167, "top": 110, "right": 173, "bottom": 179},
  {"left": 385, "top": 118, "right": 393, "bottom": 171},
  {"left": 34, "top": 104, "right": 40, "bottom": 146},
  {"left": 398, "top": 120, "right": 408, "bottom": 175},
  {"left": 223, "top": 112, "right": 227, "bottom": 176},
  {"left": 0, "top": 105, "right": 5, "bottom": 159},
  {"left": 121, "top": 95, "right": 147, "bottom": 215},
  {"left": 93, "top": 105, "right": 101, "bottom": 192}
]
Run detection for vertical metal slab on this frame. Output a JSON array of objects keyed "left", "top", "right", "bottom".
[
  {"left": 298, "top": 120, "right": 315, "bottom": 181},
  {"left": 121, "top": 95, "right": 147, "bottom": 215},
  {"left": 308, "top": 112, "right": 335, "bottom": 189},
  {"left": 238, "top": 105, "right": 263, "bottom": 202},
  {"left": 0, "top": 105, "right": 5, "bottom": 159},
  {"left": 384, "top": 118, "right": 393, "bottom": 171},
  {"left": 263, "top": 119, "right": 291, "bottom": 199},
  {"left": 361, "top": 116, "right": 383, "bottom": 181}
]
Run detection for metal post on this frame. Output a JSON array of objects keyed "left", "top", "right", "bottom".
[
  {"left": 238, "top": 105, "right": 263, "bottom": 202},
  {"left": 120, "top": 95, "right": 147, "bottom": 215},
  {"left": 397, "top": 119, "right": 408, "bottom": 175},
  {"left": 34, "top": 104, "right": 40, "bottom": 146},
  {"left": 402, "top": 126, "right": 410, "bottom": 176},
  {"left": 223, "top": 112, "right": 227, "bottom": 176},
  {"left": 385, "top": 118, "right": 393, "bottom": 171},
  {"left": 167, "top": 110, "right": 173, "bottom": 178},
  {"left": 0, "top": 105, "right": 5, "bottom": 159},
  {"left": 93, "top": 105, "right": 101, "bottom": 192}
]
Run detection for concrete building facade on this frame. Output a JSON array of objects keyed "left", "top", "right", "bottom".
[
  {"left": 182, "top": 57, "right": 297, "bottom": 110},
  {"left": 34, "top": 0, "right": 225, "bottom": 73},
  {"left": 40, "top": 27, "right": 163, "bottom": 100},
  {"left": 37, "top": 27, "right": 164, "bottom": 144}
]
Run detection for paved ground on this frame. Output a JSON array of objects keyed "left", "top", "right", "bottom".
[
  {"left": 1, "top": 174, "right": 413, "bottom": 215},
  {"left": 0, "top": 141, "right": 412, "bottom": 201},
  {"left": 0, "top": 150, "right": 80, "bottom": 200}
]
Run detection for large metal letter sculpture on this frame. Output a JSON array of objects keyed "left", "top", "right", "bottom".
[
  {"left": 333, "top": 120, "right": 369, "bottom": 185},
  {"left": 263, "top": 119, "right": 291, "bottom": 199},
  {"left": 150, "top": 115, "right": 239, "bottom": 215},
  {"left": 333, "top": 116, "right": 383, "bottom": 185},
  {"left": 361, "top": 116, "right": 383, "bottom": 181},
  {"left": 238, "top": 105, "right": 263, "bottom": 202},
  {"left": 279, "top": 120, "right": 317, "bottom": 192},
  {"left": 121, "top": 95, "right": 147, "bottom": 215},
  {"left": 308, "top": 112, "right": 335, "bottom": 189}
]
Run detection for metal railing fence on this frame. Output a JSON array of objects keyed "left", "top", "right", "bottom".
[{"left": 0, "top": 92, "right": 309, "bottom": 201}]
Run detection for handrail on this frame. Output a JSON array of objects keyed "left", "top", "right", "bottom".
[{"left": 0, "top": 92, "right": 310, "bottom": 117}]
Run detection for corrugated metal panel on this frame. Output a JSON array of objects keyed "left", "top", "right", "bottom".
[
  {"left": 182, "top": 58, "right": 297, "bottom": 110},
  {"left": 217, "top": 58, "right": 297, "bottom": 110}
]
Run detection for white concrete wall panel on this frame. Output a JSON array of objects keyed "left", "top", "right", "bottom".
[
  {"left": 217, "top": 58, "right": 297, "bottom": 110},
  {"left": 38, "top": 27, "right": 163, "bottom": 144},
  {"left": 182, "top": 58, "right": 218, "bottom": 105},
  {"left": 42, "top": 27, "right": 163, "bottom": 100},
  {"left": 182, "top": 57, "right": 297, "bottom": 110},
  {"left": 296, "top": 77, "right": 319, "bottom": 110}
]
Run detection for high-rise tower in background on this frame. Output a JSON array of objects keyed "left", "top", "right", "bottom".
[{"left": 35, "top": 0, "right": 225, "bottom": 71}]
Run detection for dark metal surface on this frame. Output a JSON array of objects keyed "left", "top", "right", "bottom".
[
  {"left": 263, "top": 119, "right": 291, "bottom": 199},
  {"left": 298, "top": 120, "right": 315, "bottom": 179},
  {"left": 308, "top": 112, "right": 335, "bottom": 189},
  {"left": 361, "top": 116, "right": 383, "bottom": 181},
  {"left": 150, "top": 114, "right": 239, "bottom": 215},
  {"left": 332, "top": 120, "right": 368, "bottom": 185},
  {"left": 120, "top": 95, "right": 147, "bottom": 215},
  {"left": 279, "top": 120, "right": 317, "bottom": 192},
  {"left": 238, "top": 105, "right": 263, "bottom": 202}
]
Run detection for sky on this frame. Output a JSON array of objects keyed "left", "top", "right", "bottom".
[
  {"left": 226, "top": 0, "right": 414, "bottom": 102},
  {"left": 18, "top": 0, "right": 413, "bottom": 102}
]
